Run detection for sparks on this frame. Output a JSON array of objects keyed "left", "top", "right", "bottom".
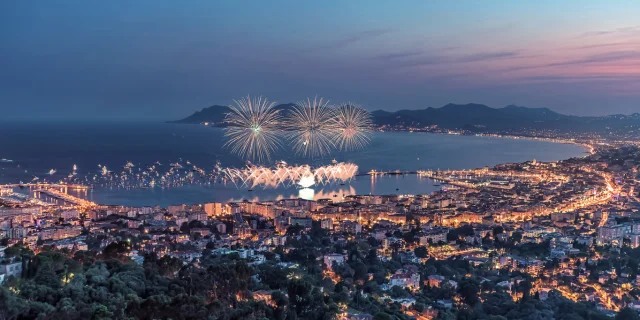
[
  {"left": 334, "top": 103, "right": 372, "bottom": 152},
  {"left": 286, "top": 96, "right": 336, "bottom": 158},
  {"left": 223, "top": 95, "right": 284, "bottom": 163}
]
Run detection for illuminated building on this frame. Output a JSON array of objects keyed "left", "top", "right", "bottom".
[{"left": 323, "top": 253, "right": 345, "bottom": 270}]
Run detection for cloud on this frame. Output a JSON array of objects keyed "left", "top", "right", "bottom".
[
  {"left": 546, "top": 50, "right": 640, "bottom": 67},
  {"left": 503, "top": 50, "right": 640, "bottom": 72},
  {"left": 303, "top": 28, "right": 392, "bottom": 52},
  {"left": 374, "top": 50, "right": 424, "bottom": 61},
  {"left": 517, "top": 74, "right": 640, "bottom": 83},
  {"left": 455, "top": 51, "right": 520, "bottom": 63},
  {"left": 389, "top": 50, "right": 522, "bottom": 68},
  {"left": 576, "top": 42, "right": 631, "bottom": 50},
  {"left": 581, "top": 26, "right": 640, "bottom": 37}
]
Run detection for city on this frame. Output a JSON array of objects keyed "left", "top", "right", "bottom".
[
  {"left": 3, "top": 2, "right": 640, "bottom": 320},
  {"left": 1, "top": 134, "right": 639, "bottom": 319}
]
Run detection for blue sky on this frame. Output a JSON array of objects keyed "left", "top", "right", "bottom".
[{"left": 1, "top": 1, "right": 639, "bottom": 120}]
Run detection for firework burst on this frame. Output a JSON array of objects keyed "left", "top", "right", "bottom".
[
  {"left": 222, "top": 162, "right": 358, "bottom": 189},
  {"left": 223, "top": 95, "right": 283, "bottom": 163},
  {"left": 286, "top": 96, "right": 336, "bottom": 158},
  {"left": 333, "top": 103, "right": 372, "bottom": 151}
]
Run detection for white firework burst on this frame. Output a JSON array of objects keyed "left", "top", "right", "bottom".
[
  {"left": 334, "top": 103, "right": 372, "bottom": 151},
  {"left": 222, "top": 162, "right": 357, "bottom": 189},
  {"left": 286, "top": 96, "right": 336, "bottom": 158},
  {"left": 223, "top": 95, "right": 283, "bottom": 163}
]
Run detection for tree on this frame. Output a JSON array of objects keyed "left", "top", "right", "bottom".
[
  {"left": 102, "top": 241, "right": 130, "bottom": 259},
  {"left": 511, "top": 232, "right": 523, "bottom": 243},
  {"left": 286, "top": 224, "right": 305, "bottom": 236},
  {"left": 616, "top": 307, "right": 640, "bottom": 320},
  {"left": 374, "top": 312, "right": 393, "bottom": 320},
  {"left": 271, "top": 291, "right": 289, "bottom": 320},
  {"left": 287, "top": 279, "right": 312, "bottom": 316},
  {"left": 0, "top": 286, "right": 28, "bottom": 319},
  {"left": 457, "top": 278, "right": 480, "bottom": 306},
  {"left": 34, "top": 264, "right": 61, "bottom": 289},
  {"left": 415, "top": 246, "right": 429, "bottom": 258}
]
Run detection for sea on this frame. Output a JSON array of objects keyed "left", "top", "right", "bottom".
[{"left": 0, "top": 121, "right": 587, "bottom": 207}]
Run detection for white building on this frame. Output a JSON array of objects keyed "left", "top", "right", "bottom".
[
  {"left": 390, "top": 270, "right": 420, "bottom": 290},
  {"left": 323, "top": 253, "right": 345, "bottom": 270}
]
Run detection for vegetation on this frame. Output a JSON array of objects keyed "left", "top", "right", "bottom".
[{"left": 0, "top": 225, "right": 618, "bottom": 320}]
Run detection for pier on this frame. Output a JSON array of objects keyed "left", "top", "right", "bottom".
[
  {"left": 33, "top": 188, "right": 96, "bottom": 208},
  {"left": 1, "top": 183, "right": 91, "bottom": 191},
  {"left": 361, "top": 169, "right": 418, "bottom": 176}
]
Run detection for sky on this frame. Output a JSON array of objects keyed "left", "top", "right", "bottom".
[{"left": 1, "top": 1, "right": 639, "bottom": 120}]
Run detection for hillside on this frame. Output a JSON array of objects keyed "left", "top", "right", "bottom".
[
  {"left": 170, "top": 102, "right": 640, "bottom": 133},
  {"left": 169, "top": 103, "right": 296, "bottom": 124}
]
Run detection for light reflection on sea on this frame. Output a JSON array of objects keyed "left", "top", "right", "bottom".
[
  {"left": 0, "top": 122, "right": 587, "bottom": 207},
  {"left": 68, "top": 175, "right": 439, "bottom": 207}
]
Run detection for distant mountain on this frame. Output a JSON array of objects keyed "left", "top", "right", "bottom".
[
  {"left": 169, "top": 105, "right": 229, "bottom": 124},
  {"left": 370, "top": 103, "right": 571, "bottom": 129},
  {"left": 171, "top": 102, "right": 640, "bottom": 133},
  {"left": 169, "top": 103, "right": 296, "bottom": 124}
]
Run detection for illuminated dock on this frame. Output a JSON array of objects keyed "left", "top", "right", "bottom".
[
  {"left": 1, "top": 183, "right": 91, "bottom": 191},
  {"left": 33, "top": 188, "right": 96, "bottom": 208}
]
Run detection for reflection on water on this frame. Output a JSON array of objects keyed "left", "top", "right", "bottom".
[
  {"left": 0, "top": 123, "right": 587, "bottom": 207},
  {"left": 298, "top": 188, "right": 314, "bottom": 201},
  {"left": 56, "top": 174, "right": 440, "bottom": 207}
]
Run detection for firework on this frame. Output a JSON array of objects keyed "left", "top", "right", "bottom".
[
  {"left": 222, "top": 162, "right": 358, "bottom": 189},
  {"left": 223, "top": 95, "right": 283, "bottom": 163},
  {"left": 286, "top": 97, "right": 336, "bottom": 158},
  {"left": 333, "top": 103, "right": 373, "bottom": 151}
]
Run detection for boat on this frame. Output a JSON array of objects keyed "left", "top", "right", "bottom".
[
  {"left": 49, "top": 169, "right": 57, "bottom": 175},
  {"left": 19, "top": 181, "right": 24, "bottom": 188},
  {"left": 0, "top": 159, "right": 13, "bottom": 163},
  {"left": 73, "top": 164, "right": 77, "bottom": 171},
  {"left": 123, "top": 161, "right": 135, "bottom": 169}
]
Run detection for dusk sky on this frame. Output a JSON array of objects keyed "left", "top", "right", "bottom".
[{"left": 1, "top": 1, "right": 639, "bottom": 120}]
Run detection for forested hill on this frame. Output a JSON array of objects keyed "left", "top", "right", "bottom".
[{"left": 0, "top": 235, "right": 632, "bottom": 320}]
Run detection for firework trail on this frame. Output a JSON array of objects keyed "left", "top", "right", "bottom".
[
  {"left": 223, "top": 95, "right": 283, "bottom": 163},
  {"left": 334, "top": 103, "right": 373, "bottom": 152},
  {"left": 222, "top": 162, "right": 358, "bottom": 189},
  {"left": 286, "top": 97, "right": 336, "bottom": 158}
]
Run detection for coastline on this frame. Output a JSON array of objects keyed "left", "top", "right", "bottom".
[{"left": 1, "top": 127, "right": 591, "bottom": 207}]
